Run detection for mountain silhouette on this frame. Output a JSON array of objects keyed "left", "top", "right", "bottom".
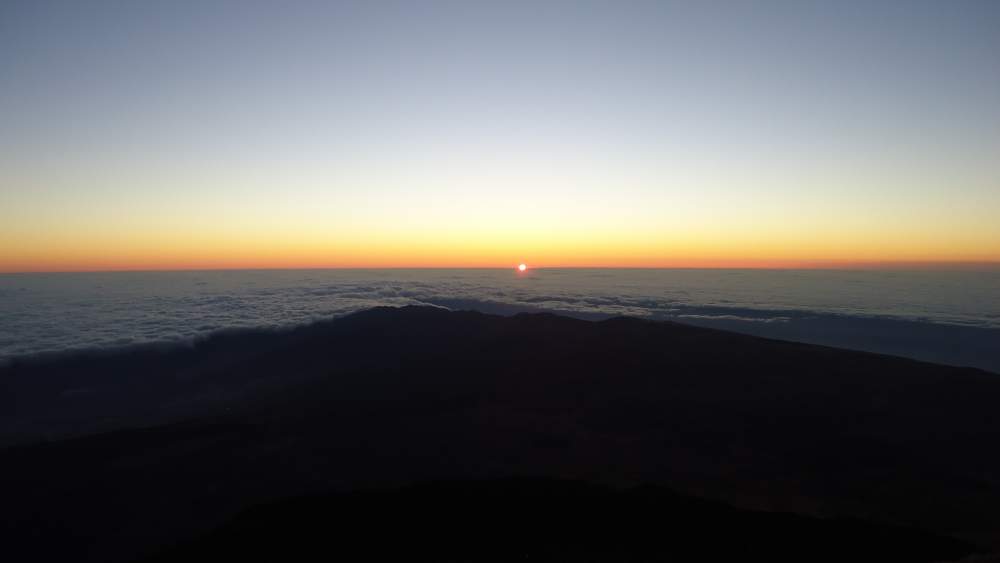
[
  {"left": 143, "top": 478, "right": 974, "bottom": 563},
  {"left": 2, "top": 306, "right": 999, "bottom": 561}
]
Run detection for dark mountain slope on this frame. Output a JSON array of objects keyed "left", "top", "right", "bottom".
[
  {"left": 143, "top": 479, "right": 974, "bottom": 563},
  {"left": 2, "top": 306, "right": 999, "bottom": 561}
]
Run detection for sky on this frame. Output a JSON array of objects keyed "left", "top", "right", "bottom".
[{"left": 1, "top": 0, "right": 999, "bottom": 272}]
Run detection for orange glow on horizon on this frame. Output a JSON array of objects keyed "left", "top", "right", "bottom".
[
  {"left": 3, "top": 253, "right": 997, "bottom": 274},
  {"left": 3, "top": 217, "right": 999, "bottom": 273}
]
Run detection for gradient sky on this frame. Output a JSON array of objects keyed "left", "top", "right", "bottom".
[{"left": 2, "top": 0, "right": 999, "bottom": 271}]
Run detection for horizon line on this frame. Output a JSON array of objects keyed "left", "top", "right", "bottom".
[{"left": 3, "top": 262, "right": 1000, "bottom": 275}]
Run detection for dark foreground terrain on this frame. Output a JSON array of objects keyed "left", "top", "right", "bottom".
[
  {"left": 2, "top": 306, "right": 999, "bottom": 561},
  {"left": 143, "top": 478, "right": 972, "bottom": 563}
]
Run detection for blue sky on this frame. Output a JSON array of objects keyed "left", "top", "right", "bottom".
[{"left": 2, "top": 1, "right": 999, "bottom": 270}]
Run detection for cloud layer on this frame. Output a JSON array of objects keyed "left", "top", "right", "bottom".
[{"left": 1, "top": 269, "right": 998, "bottom": 371}]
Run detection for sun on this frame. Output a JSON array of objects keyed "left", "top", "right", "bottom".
[{"left": 518, "top": 263, "right": 527, "bottom": 272}]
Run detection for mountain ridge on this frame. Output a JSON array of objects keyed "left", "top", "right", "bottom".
[{"left": 2, "top": 305, "right": 999, "bottom": 561}]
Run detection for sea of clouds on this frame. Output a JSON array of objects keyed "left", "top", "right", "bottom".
[{"left": 1, "top": 268, "right": 998, "bottom": 371}]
